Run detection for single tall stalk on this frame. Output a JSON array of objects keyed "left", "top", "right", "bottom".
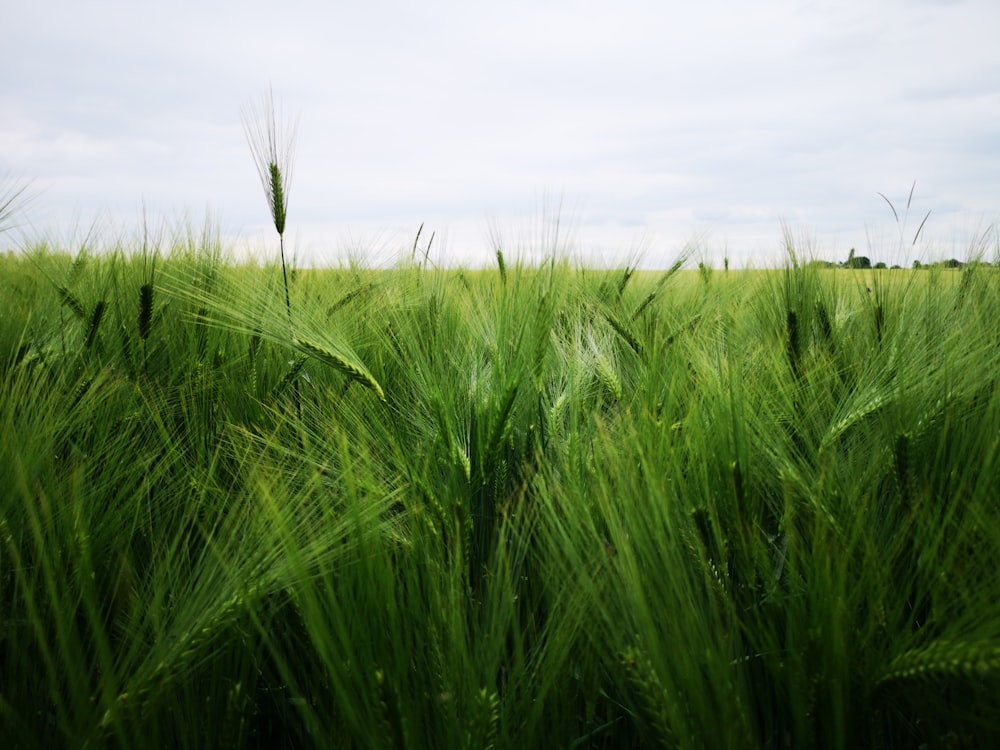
[
  {"left": 241, "top": 87, "right": 299, "bottom": 326},
  {"left": 242, "top": 88, "right": 302, "bottom": 425}
]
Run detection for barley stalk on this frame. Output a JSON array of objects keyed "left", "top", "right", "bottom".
[
  {"left": 241, "top": 87, "right": 297, "bottom": 241},
  {"left": 242, "top": 86, "right": 301, "bottom": 422},
  {"left": 241, "top": 85, "right": 298, "bottom": 328},
  {"left": 269, "top": 354, "right": 308, "bottom": 402}
]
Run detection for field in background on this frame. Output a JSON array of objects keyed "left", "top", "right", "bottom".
[{"left": 2, "top": 238, "right": 1000, "bottom": 749}]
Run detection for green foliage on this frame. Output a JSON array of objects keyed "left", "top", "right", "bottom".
[{"left": 2, "top": 240, "right": 1000, "bottom": 748}]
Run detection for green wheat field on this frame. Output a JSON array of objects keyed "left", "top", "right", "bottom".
[
  {"left": 3, "top": 232, "right": 1000, "bottom": 748},
  {"left": 4, "top": 93, "right": 1000, "bottom": 746}
]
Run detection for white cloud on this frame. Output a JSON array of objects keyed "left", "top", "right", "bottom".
[{"left": 2, "top": 0, "right": 998, "bottom": 266}]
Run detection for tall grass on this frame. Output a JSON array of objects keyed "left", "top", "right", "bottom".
[{"left": 2, "top": 236, "right": 999, "bottom": 748}]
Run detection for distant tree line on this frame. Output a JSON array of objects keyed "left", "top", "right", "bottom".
[{"left": 806, "top": 249, "right": 987, "bottom": 271}]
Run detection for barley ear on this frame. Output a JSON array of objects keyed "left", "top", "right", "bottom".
[
  {"left": 876, "top": 639, "right": 1000, "bottom": 690},
  {"left": 138, "top": 284, "right": 154, "bottom": 341},
  {"left": 294, "top": 337, "right": 386, "bottom": 402},
  {"left": 269, "top": 163, "right": 286, "bottom": 236},
  {"left": 241, "top": 86, "right": 297, "bottom": 239},
  {"left": 85, "top": 300, "right": 106, "bottom": 349},
  {"left": 603, "top": 310, "right": 645, "bottom": 357},
  {"left": 58, "top": 286, "right": 87, "bottom": 320},
  {"left": 496, "top": 248, "right": 507, "bottom": 285},
  {"left": 241, "top": 85, "right": 299, "bottom": 346}
]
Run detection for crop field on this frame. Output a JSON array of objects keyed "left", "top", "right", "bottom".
[{"left": 2, "top": 236, "right": 1000, "bottom": 748}]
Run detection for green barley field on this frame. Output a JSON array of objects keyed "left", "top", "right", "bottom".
[{"left": 2, "top": 228, "right": 1000, "bottom": 748}]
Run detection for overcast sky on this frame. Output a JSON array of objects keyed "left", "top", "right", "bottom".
[{"left": 3, "top": 0, "right": 998, "bottom": 267}]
